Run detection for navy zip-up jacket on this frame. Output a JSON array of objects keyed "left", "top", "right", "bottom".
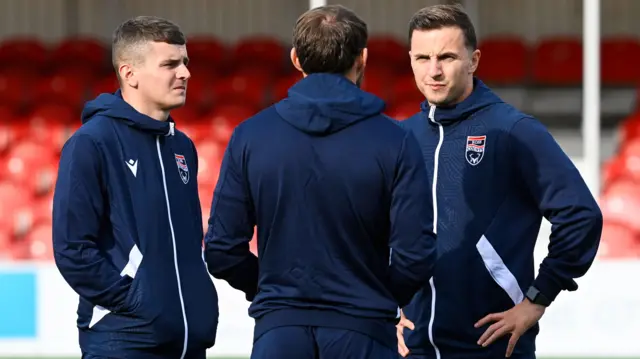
[
  {"left": 205, "top": 73, "right": 437, "bottom": 349},
  {"left": 399, "top": 79, "right": 603, "bottom": 358},
  {"left": 52, "top": 91, "right": 218, "bottom": 359}
]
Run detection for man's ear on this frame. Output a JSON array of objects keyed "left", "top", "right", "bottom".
[
  {"left": 469, "top": 49, "right": 481, "bottom": 74},
  {"left": 290, "top": 48, "right": 305, "bottom": 75},
  {"left": 361, "top": 47, "right": 368, "bottom": 68},
  {"left": 119, "top": 63, "right": 138, "bottom": 88}
]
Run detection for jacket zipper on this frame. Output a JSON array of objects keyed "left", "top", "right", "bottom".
[
  {"left": 155, "top": 130, "right": 189, "bottom": 359},
  {"left": 427, "top": 105, "right": 442, "bottom": 359}
]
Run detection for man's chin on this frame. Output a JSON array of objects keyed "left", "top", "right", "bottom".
[
  {"left": 164, "top": 100, "right": 187, "bottom": 111},
  {"left": 425, "top": 93, "right": 456, "bottom": 107}
]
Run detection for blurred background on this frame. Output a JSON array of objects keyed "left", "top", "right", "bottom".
[{"left": 0, "top": 0, "right": 638, "bottom": 358}]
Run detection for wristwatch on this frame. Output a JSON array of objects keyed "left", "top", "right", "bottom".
[{"left": 525, "top": 286, "right": 551, "bottom": 307}]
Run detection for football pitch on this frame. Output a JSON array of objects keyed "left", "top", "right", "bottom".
[{"left": 4, "top": 358, "right": 633, "bottom": 359}]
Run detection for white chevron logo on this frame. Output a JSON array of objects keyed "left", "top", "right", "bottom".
[{"left": 126, "top": 159, "right": 138, "bottom": 177}]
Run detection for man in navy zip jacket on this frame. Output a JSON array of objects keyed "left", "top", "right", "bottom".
[
  {"left": 395, "top": 4, "right": 603, "bottom": 359},
  {"left": 52, "top": 16, "right": 218, "bottom": 359},
  {"left": 205, "top": 5, "right": 437, "bottom": 359}
]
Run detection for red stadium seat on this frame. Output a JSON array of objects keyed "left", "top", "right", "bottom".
[
  {"left": 3, "top": 140, "right": 57, "bottom": 191},
  {"left": 32, "top": 74, "right": 86, "bottom": 109},
  {"left": 598, "top": 221, "right": 640, "bottom": 259},
  {"left": 25, "top": 224, "right": 54, "bottom": 260},
  {"left": 32, "top": 192, "right": 54, "bottom": 227},
  {"left": 230, "top": 36, "right": 286, "bottom": 73},
  {"left": 0, "top": 67, "right": 38, "bottom": 107},
  {"left": 51, "top": 64, "right": 97, "bottom": 85},
  {"left": 601, "top": 37, "right": 640, "bottom": 85},
  {"left": 49, "top": 37, "right": 108, "bottom": 73},
  {"left": 200, "top": 181, "right": 215, "bottom": 201},
  {"left": 0, "top": 107, "right": 18, "bottom": 153},
  {"left": 4, "top": 122, "right": 31, "bottom": 148},
  {"left": 187, "top": 36, "right": 228, "bottom": 71},
  {"left": 90, "top": 76, "right": 119, "bottom": 98},
  {"left": 390, "top": 75, "right": 423, "bottom": 107},
  {"left": 0, "top": 181, "right": 34, "bottom": 237},
  {"left": 211, "top": 72, "right": 269, "bottom": 110},
  {"left": 179, "top": 122, "right": 208, "bottom": 143},
  {"left": 0, "top": 37, "right": 48, "bottom": 70},
  {"left": 532, "top": 37, "right": 582, "bottom": 85},
  {"left": 170, "top": 106, "right": 200, "bottom": 124},
  {"left": 617, "top": 137, "right": 640, "bottom": 182},
  {"left": 272, "top": 73, "right": 302, "bottom": 103},
  {"left": 26, "top": 161, "right": 58, "bottom": 196},
  {"left": 26, "top": 108, "right": 78, "bottom": 154},
  {"left": 600, "top": 179, "right": 640, "bottom": 232},
  {"left": 28, "top": 103, "right": 76, "bottom": 125},
  {"left": 602, "top": 155, "right": 626, "bottom": 191},
  {"left": 184, "top": 75, "right": 211, "bottom": 111},
  {"left": 361, "top": 68, "right": 394, "bottom": 101},
  {"left": 201, "top": 205, "right": 211, "bottom": 233},
  {"left": 200, "top": 104, "right": 256, "bottom": 144},
  {"left": 0, "top": 228, "right": 12, "bottom": 259},
  {"left": 476, "top": 36, "right": 528, "bottom": 85},
  {"left": 197, "top": 140, "right": 223, "bottom": 188},
  {"left": 386, "top": 101, "right": 421, "bottom": 121},
  {"left": 366, "top": 35, "right": 409, "bottom": 73},
  {"left": 618, "top": 111, "right": 640, "bottom": 144}
]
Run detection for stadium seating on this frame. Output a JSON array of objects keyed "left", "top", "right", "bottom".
[
  {"left": 0, "top": 34, "right": 638, "bottom": 260},
  {"left": 600, "top": 109, "right": 640, "bottom": 258}
]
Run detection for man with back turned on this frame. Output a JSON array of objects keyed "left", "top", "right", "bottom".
[{"left": 205, "top": 5, "right": 437, "bottom": 359}]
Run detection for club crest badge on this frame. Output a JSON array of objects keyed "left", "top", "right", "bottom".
[
  {"left": 465, "top": 135, "right": 486, "bottom": 166},
  {"left": 175, "top": 154, "right": 189, "bottom": 184}
]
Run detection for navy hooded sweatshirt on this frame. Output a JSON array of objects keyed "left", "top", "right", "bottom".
[
  {"left": 205, "top": 73, "right": 437, "bottom": 349},
  {"left": 52, "top": 90, "right": 218, "bottom": 359},
  {"left": 399, "top": 79, "right": 603, "bottom": 358}
]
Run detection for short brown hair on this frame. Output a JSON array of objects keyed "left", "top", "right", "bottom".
[
  {"left": 112, "top": 16, "right": 186, "bottom": 73},
  {"left": 292, "top": 5, "right": 367, "bottom": 75},
  {"left": 408, "top": 4, "right": 477, "bottom": 50}
]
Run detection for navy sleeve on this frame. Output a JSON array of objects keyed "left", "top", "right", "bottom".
[
  {"left": 509, "top": 117, "right": 603, "bottom": 303},
  {"left": 204, "top": 131, "right": 258, "bottom": 301},
  {"left": 388, "top": 132, "right": 438, "bottom": 308},
  {"left": 52, "top": 134, "right": 132, "bottom": 312}
]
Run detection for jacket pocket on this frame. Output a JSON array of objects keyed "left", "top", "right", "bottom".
[
  {"left": 88, "top": 244, "right": 144, "bottom": 328},
  {"left": 121, "top": 270, "right": 144, "bottom": 315},
  {"left": 119, "top": 244, "right": 145, "bottom": 314},
  {"left": 185, "top": 263, "right": 219, "bottom": 348}
]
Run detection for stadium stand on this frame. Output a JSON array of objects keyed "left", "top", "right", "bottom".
[{"left": 0, "top": 33, "right": 638, "bottom": 263}]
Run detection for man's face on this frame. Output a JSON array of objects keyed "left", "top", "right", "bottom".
[
  {"left": 409, "top": 27, "right": 478, "bottom": 106},
  {"left": 134, "top": 41, "right": 190, "bottom": 111}
]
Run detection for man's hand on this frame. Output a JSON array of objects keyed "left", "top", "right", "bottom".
[
  {"left": 397, "top": 310, "right": 415, "bottom": 357},
  {"left": 474, "top": 299, "right": 546, "bottom": 357}
]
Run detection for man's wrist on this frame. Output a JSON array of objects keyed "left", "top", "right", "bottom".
[
  {"left": 531, "top": 271, "right": 563, "bottom": 303},
  {"left": 525, "top": 285, "right": 551, "bottom": 307}
]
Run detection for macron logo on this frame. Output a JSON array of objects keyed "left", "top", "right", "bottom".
[{"left": 126, "top": 159, "right": 138, "bottom": 177}]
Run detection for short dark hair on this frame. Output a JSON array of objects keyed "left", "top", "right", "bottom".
[
  {"left": 292, "top": 5, "right": 368, "bottom": 75},
  {"left": 112, "top": 16, "right": 186, "bottom": 72},
  {"left": 408, "top": 4, "right": 477, "bottom": 50}
]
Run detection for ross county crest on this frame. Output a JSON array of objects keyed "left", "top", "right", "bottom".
[
  {"left": 465, "top": 135, "right": 486, "bottom": 166},
  {"left": 175, "top": 154, "right": 189, "bottom": 184}
]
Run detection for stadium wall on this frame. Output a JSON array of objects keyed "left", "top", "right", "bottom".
[
  {"left": 0, "top": 253, "right": 639, "bottom": 358},
  {"left": 0, "top": 0, "right": 640, "bottom": 43}
]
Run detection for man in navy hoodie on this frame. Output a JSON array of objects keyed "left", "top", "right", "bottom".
[
  {"left": 52, "top": 16, "right": 218, "bottom": 359},
  {"left": 205, "top": 5, "right": 437, "bottom": 359},
  {"left": 395, "top": 4, "right": 603, "bottom": 359}
]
